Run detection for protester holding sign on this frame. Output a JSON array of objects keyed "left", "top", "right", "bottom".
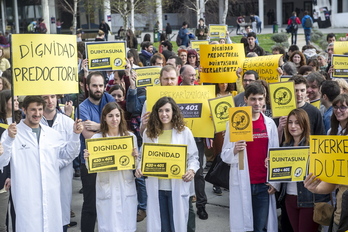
[
  {"left": 135, "top": 97, "right": 199, "bottom": 232},
  {"left": 221, "top": 82, "right": 279, "bottom": 231},
  {"left": 278, "top": 108, "right": 329, "bottom": 232},
  {"left": 84, "top": 102, "right": 138, "bottom": 232}
]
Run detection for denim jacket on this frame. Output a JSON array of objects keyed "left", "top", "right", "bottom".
[{"left": 278, "top": 139, "right": 330, "bottom": 207}]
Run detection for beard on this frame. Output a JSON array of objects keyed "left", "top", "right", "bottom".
[{"left": 89, "top": 90, "right": 103, "bottom": 101}]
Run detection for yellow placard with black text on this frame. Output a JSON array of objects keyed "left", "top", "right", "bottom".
[
  {"left": 146, "top": 85, "right": 215, "bottom": 138},
  {"left": 242, "top": 55, "right": 282, "bottom": 83},
  {"left": 200, "top": 43, "right": 245, "bottom": 83},
  {"left": 269, "top": 81, "right": 297, "bottom": 118},
  {"left": 0, "top": 123, "right": 9, "bottom": 129},
  {"left": 86, "top": 41, "right": 126, "bottom": 71},
  {"left": 332, "top": 55, "right": 348, "bottom": 78},
  {"left": 209, "top": 24, "right": 228, "bottom": 38},
  {"left": 208, "top": 95, "right": 235, "bottom": 133},
  {"left": 141, "top": 143, "right": 187, "bottom": 179},
  {"left": 333, "top": 41, "right": 348, "bottom": 55},
  {"left": 191, "top": 40, "right": 209, "bottom": 50},
  {"left": 11, "top": 34, "right": 78, "bottom": 96},
  {"left": 228, "top": 106, "right": 253, "bottom": 142},
  {"left": 268, "top": 147, "right": 309, "bottom": 182},
  {"left": 85, "top": 136, "right": 135, "bottom": 173},
  {"left": 134, "top": 67, "right": 161, "bottom": 87},
  {"left": 309, "top": 135, "right": 348, "bottom": 185}
]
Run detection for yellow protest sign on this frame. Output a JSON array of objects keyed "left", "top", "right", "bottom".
[
  {"left": 268, "top": 147, "right": 309, "bottom": 182},
  {"left": 0, "top": 123, "right": 9, "bottom": 129},
  {"left": 191, "top": 40, "right": 209, "bottom": 50},
  {"left": 310, "top": 99, "right": 321, "bottom": 109},
  {"left": 86, "top": 41, "right": 126, "bottom": 71},
  {"left": 141, "top": 143, "right": 187, "bottom": 179},
  {"left": 146, "top": 85, "right": 215, "bottom": 138},
  {"left": 333, "top": 41, "right": 348, "bottom": 55},
  {"left": 200, "top": 43, "right": 245, "bottom": 83},
  {"left": 134, "top": 67, "right": 161, "bottom": 87},
  {"left": 309, "top": 135, "right": 348, "bottom": 185},
  {"left": 85, "top": 136, "right": 135, "bottom": 173},
  {"left": 280, "top": 75, "right": 292, "bottom": 82},
  {"left": 269, "top": 81, "right": 297, "bottom": 118},
  {"left": 242, "top": 54, "right": 282, "bottom": 83},
  {"left": 332, "top": 55, "right": 348, "bottom": 78},
  {"left": 228, "top": 106, "right": 253, "bottom": 142},
  {"left": 209, "top": 24, "right": 228, "bottom": 38},
  {"left": 11, "top": 34, "right": 78, "bottom": 96},
  {"left": 208, "top": 95, "right": 235, "bottom": 133}
]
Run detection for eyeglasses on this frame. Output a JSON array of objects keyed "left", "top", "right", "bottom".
[
  {"left": 243, "top": 79, "right": 255, "bottom": 83},
  {"left": 333, "top": 105, "right": 348, "bottom": 111}
]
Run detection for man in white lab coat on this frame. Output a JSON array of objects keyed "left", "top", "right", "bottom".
[
  {"left": 221, "top": 82, "right": 279, "bottom": 232},
  {"left": 41, "top": 94, "right": 80, "bottom": 232},
  {"left": 0, "top": 96, "right": 83, "bottom": 232}
]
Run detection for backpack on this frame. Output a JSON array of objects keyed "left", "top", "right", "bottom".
[
  {"left": 291, "top": 17, "right": 298, "bottom": 30},
  {"left": 176, "top": 29, "right": 182, "bottom": 46},
  {"left": 27, "top": 22, "right": 35, "bottom": 32},
  {"left": 304, "top": 17, "right": 313, "bottom": 28}
]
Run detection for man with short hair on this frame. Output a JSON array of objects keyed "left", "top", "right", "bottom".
[
  {"left": 150, "top": 54, "right": 164, "bottom": 67},
  {"left": 221, "top": 82, "right": 279, "bottom": 232},
  {"left": 234, "top": 70, "right": 259, "bottom": 106},
  {"left": 245, "top": 32, "right": 265, "bottom": 56},
  {"left": 99, "top": 19, "right": 111, "bottom": 41},
  {"left": 320, "top": 80, "right": 340, "bottom": 133},
  {"left": 179, "top": 65, "right": 208, "bottom": 220},
  {"left": 79, "top": 72, "right": 115, "bottom": 232},
  {"left": 302, "top": 11, "right": 313, "bottom": 45},
  {"left": 180, "top": 65, "right": 197, "bottom": 86},
  {"left": 327, "top": 33, "right": 336, "bottom": 44},
  {"left": 139, "top": 41, "right": 154, "bottom": 66},
  {"left": 41, "top": 94, "right": 79, "bottom": 232},
  {"left": 195, "top": 18, "right": 208, "bottom": 40},
  {"left": 167, "top": 55, "right": 184, "bottom": 85},
  {"left": 286, "top": 75, "right": 325, "bottom": 135},
  {"left": 179, "top": 22, "right": 190, "bottom": 47},
  {"left": 0, "top": 96, "right": 83, "bottom": 231},
  {"left": 161, "top": 41, "right": 175, "bottom": 61},
  {"left": 282, "top": 62, "right": 297, "bottom": 75},
  {"left": 326, "top": 42, "right": 334, "bottom": 64},
  {"left": 306, "top": 72, "right": 325, "bottom": 103}
]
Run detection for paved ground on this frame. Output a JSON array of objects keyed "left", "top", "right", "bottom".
[{"left": 69, "top": 167, "right": 231, "bottom": 232}]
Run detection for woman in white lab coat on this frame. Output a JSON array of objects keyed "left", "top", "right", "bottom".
[
  {"left": 84, "top": 102, "right": 138, "bottom": 232},
  {"left": 136, "top": 96, "right": 199, "bottom": 232}
]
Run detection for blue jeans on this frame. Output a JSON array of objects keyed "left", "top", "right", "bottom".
[
  {"left": 251, "top": 183, "right": 269, "bottom": 232},
  {"left": 136, "top": 176, "right": 147, "bottom": 210},
  {"left": 291, "top": 30, "right": 298, "bottom": 45},
  {"left": 304, "top": 28, "right": 311, "bottom": 45},
  {"left": 159, "top": 190, "right": 174, "bottom": 232}
]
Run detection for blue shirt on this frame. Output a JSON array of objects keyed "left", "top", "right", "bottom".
[
  {"left": 79, "top": 93, "right": 115, "bottom": 163},
  {"left": 323, "top": 106, "right": 333, "bottom": 134}
]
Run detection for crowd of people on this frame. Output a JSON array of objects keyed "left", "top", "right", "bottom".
[{"left": 0, "top": 15, "right": 347, "bottom": 232}]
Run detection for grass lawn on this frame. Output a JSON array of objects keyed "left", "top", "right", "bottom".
[{"left": 148, "top": 32, "right": 344, "bottom": 55}]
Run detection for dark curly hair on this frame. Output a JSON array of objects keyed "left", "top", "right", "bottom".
[
  {"left": 100, "top": 102, "right": 129, "bottom": 137},
  {"left": 146, "top": 97, "right": 185, "bottom": 139}
]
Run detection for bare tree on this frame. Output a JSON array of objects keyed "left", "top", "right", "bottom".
[
  {"left": 184, "top": 0, "right": 211, "bottom": 25},
  {"left": 56, "top": 0, "right": 79, "bottom": 34},
  {"left": 221, "top": 0, "right": 228, "bottom": 24}
]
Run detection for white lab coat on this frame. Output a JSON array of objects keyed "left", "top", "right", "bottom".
[
  {"left": 93, "top": 132, "right": 138, "bottom": 232},
  {"left": 140, "top": 127, "right": 200, "bottom": 232},
  {"left": 0, "top": 120, "right": 80, "bottom": 232},
  {"left": 221, "top": 113, "right": 279, "bottom": 232},
  {"left": 41, "top": 112, "right": 79, "bottom": 226}
]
